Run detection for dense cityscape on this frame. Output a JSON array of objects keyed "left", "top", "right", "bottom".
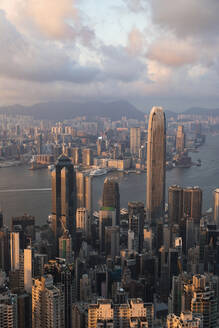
[{"left": 0, "top": 104, "right": 219, "bottom": 328}]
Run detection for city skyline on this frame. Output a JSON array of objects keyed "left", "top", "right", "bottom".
[{"left": 1, "top": 0, "right": 219, "bottom": 325}]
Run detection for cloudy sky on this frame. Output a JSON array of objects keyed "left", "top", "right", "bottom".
[{"left": 0, "top": 0, "right": 219, "bottom": 111}]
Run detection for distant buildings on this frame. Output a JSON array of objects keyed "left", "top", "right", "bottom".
[
  {"left": 130, "top": 127, "right": 141, "bottom": 156},
  {"left": 213, "top": 188, "right": 219, "bottom": 228},
  {"left": 176, "top": 125, "right": 185, "bottom": 154}
]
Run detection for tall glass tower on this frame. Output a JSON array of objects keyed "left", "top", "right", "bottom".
[
  {"left": 146, "top": 107, "right": 166, "bottom": 224},
  {"left": 51, "top": 155, "right": 76, "bottom": 242}
]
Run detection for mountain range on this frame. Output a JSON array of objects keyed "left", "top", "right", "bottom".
[
  {"left": 0, "top": 100, "right": 145, "bottom": 121},
  {"left": 0, "top": 101, "right": 218, "bottom": 121}
]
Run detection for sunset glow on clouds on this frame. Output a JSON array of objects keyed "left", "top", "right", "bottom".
[{"left": 0, "top": 0, "right": 219, "bottom": 110}]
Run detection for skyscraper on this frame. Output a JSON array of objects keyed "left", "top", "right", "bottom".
[
  {"left": 128, "top": 201, "right": 145, "bottom": 252},
  {"left": 24, "top": 248, "right": 32, "bottom": 294},
  {"left": 82, "top": 148, "right": 93, "bottom": 166},
  {"left": 102, "top": 178, "right": 120, "bottom": 225},
  {"left": 51, "top": 155, "right": 76, "bottom": 245},
  {"left": 32, "top": 275, "right": 64, "bottom": 328},
  {"left": 10, "top": 232, "right": 20, "bottom": 272},
  {"left": 0, "top": 292, "right": 17, "bottom": 328},
  {"left": 99, "top": 207, "right": 116, "bottom": 253},
  {"left": 176, "top": 125, "right": 185, "bottom": 154},
  {"left": 44, "top": 259, "right": 73, "bottom": 328},
  {"left": 130, "top": 127, "right": 141, "bottom": 156},
  {"left": 213, "top": 189, "right": 219, "bottom": 228},
  {"left": 59, "top": 231, "right": 73, "bottom": 264},
  {"left": 76, "top": 172, "right": 92, "bottom": 215},
  {"left": 105, "top": 226, "right": 120, "bottom": 258},
  {"left": 146, "top": 107, "right": 166, "bottom": 223},
  {"left": 183, "top": 187, "right": 202, "bottom": 220},
  {"left": 168, "top": 185, "right": 183, "bottom": 225}
]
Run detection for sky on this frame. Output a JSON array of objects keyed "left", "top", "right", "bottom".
[{"left": 0, "top": 0, "right": 219, "bottom": 112}]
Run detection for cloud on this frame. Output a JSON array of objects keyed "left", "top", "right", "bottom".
[
  {"left": 147, "top": 38, "right": 197, "bottom": 67},
  {"left": 147, "top": 60, "right": 172, "bottom": 82},
  {"left": 149, "top": 0, "right": 219, "bottom": 39},
  {"left": 101, "top": 45, "right": 146, "bottom": 82},
  {"left": 123, "top": 0, "right": 148, "bottom": 13},
  {"left": 26, "top": 0, "right": 77, "bottom": 39},
  {"left": 127, "top": 28, "right": 145, "bottom": 56},
  {"left": 0, "top": 0, "right": 95, "bottom": 43},
  {"left": 1, "top": 0, "right": 219, "bottom": 111},
  {"left": 0, "top": 11, "right": 148, "bottom": 86},
  {"left": 0, "top": 11, "right": 100, "bottom": 83}
]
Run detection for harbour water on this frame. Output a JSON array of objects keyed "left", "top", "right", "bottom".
[{"left": 0, "top": 134, "right": 218, "bottom": 226}]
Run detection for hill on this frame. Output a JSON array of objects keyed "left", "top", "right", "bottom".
[{"left": 0, "top": 100, "right": 145, "bottom": 121}]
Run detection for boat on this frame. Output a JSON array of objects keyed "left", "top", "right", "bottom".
[{"left": 90, "top": 168, "right": 107, "bottom": 176}]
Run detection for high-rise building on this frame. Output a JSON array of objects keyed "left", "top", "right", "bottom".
[
  {"left": 146, "top": 106, "right": 166, "bottom": 223},
  {"left": 0, "top": 292, "right": 17, "bottom": 328},
  {"left": 11, "top": 214, "right": 35, "bottom": 244},
  {"left": 10, "top": 232, "right": 20, "bottom": 272},
  {"left": 191, "top": 275, "right": 217, "bottom": 328},
  {"left": 99, "top": 208, "right": 116, "bottom": 253},
  {"left": 34, "top": 253, "right": 48, "bottom": 277},
  {"left": 71, "top": 147, "right": 82, "bottom": 165},
  {"left": 59, "top": 231, "right": 73, "bottom": 263},
  {"left": 51, "top": 155, "right": 76, "bottom": 247},
  {"left": 24, "top": 248, "right": 32, "bottom": 294},
  {"left": 183, "top": 187, "right": 202, "bottom": 220},
  {"left": 44, "top": 259, "right": 73, "bottom": 328},
  {"left": 76, "top": 208, "right": 90, "bottom": 239},
  {"left": 76, "top": 172, "right": 92, "bottom": 215},
  {"left": 0, "top": 227, "right": 10, "bottom": 273},
  {"left": 167, "top": 312, "right": 202, "bottom": 328},
  {"left": 17, "top": 292, "right": 32, "bottom": 328},
  {"left": 36, "top": 133, "right": 43, "bottom": 154},
  {"left": 88, "top": 299, "right": 154, "bottom": 328},
  {"left": 213, "top": 189, "right": 219, "bottom": 228},
  {"left": 102, "top": 178, "right": 120, "bottom": 225},
  {"left": 183, "top": 275, "right": 217, "bottom": 328},
  {"left": 0, "top": 210, "right": 3, "bottom": 229},
  {"left": 128, "top": 202, "right": 145, "bottom": 252},
  {"left": 176, "top": 125, "right": 185, "bottom": 154},
  {"left": 105, "top": 226, "right": 120, "bottom": 258},
  {"left": 82, "top": 148, "right": 93, "bottom": 166},
  {"left": 168, "top": 185, "right": 183, "bottom": 225},
  {"left": 32, "top": 275, "right": 64, "bottom": 328},
  {"left": 130, "top": 127, "right": 141, "bottom": 156},
  {"left": 97, "top": 137, "right": 105, "bottom": 156}
]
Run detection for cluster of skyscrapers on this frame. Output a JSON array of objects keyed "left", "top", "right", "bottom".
[{"left": 1, "top": 106, "right": 219, "bottom": 327}]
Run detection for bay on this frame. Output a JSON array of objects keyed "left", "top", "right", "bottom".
[{"left": 0, "top": 134, "right": 218, "bottom": 226}]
